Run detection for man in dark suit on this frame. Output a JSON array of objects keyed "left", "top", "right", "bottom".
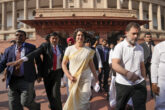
[
  {"left": 8, "top": 32, "right": 64, "bottom": 110},
  {"left": 97, "top": 39, "right": 110, "bottom": 92},
  {"left": 0, "top": 52, "right": 3, "bottom": 62},
  {"left": 0, "top": 30, "right": 42, "bottom": 110},
  {"left": 140, "top": 32, "right": 154, "bottom": 97}
]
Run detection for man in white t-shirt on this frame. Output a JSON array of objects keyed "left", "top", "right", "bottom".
[{"left": 112, "top": 22, "right": 147, "bottom": 110}]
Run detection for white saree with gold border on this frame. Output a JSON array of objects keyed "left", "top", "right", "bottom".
[{"left": 63, "top": 45, "right": 95, "bottom": 110}]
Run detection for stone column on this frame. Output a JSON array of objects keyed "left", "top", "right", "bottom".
[
  {"left": 1, "top": 2, "right": 7, "bottom": 31},
  {"left": 128, "top": 0, "right": 132, "bottom": 10},
  {"left": 91, "top": 0, "right": 95, "bottom": 8},
  {"left": 74, "top": 0, "right": 81, "bottom": 8},
  {"left": 36, "top": 0, "right": 40, "bottom": 9},
  {"left": 139, "top": 1, "right": 143, "bottom": 20},
  {"left": 157, "top": 5, "right": 162, "bottom": 30},
  {"left": 12, "top": 0, "right": 17, "bottom": 30},
  {"left": 24, "top": 0, "right": 28, "bottom": 28},
  {"left": 117, "top": 0, "right": 121, "bottom": 9},
  {"left": 49, "top": 0, "right": 53, "bottom": 8},
  {"left": 104, "top": 0, "right": 108, "bottom": 8},
  {"left": 63, "top": 0, "right": 67, "bottom": 8},
  {"left": 139, "top": 1, "right": 144, "bottom": 28},
  {"left": 149, "top": 2, "right": 153, "bottom": 30}
]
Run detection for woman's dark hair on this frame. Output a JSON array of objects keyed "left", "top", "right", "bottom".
[
  {"left": 73, "top": 28, "right": 86, "bottom": 40},
  {"left": 84, "top": 38, "right": 91, "bottom": 43}
]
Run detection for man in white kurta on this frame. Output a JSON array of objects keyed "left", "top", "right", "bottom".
[{"left": 151, "top": 41, "right": 165, "bottom": 110}]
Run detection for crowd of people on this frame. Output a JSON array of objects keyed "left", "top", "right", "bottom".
[{"left": 0, "top": 22, "right": 164, "bottom": 110}]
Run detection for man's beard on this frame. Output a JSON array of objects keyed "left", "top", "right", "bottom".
[{"left": 127, "top": 38, "right": 137, "bottom": 45}]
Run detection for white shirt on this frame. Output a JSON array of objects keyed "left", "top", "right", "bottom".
[
  {"left": 112, "top": 39, "right": 144, "bottom": 85},
  {"left": 52, "top": 45, "right": 62, "bottom": 70},
  {"left": 145, "top": 42, "right": 154, "bottom": 53},
  {"left": 109, "top": 49, "right": 114, "bottom": 64},
  {"left": 95, "top": 48, "right": 102, "bottom": 68},
  {"left": 151, "top": 41, "right": 165, "bottom": 84}
]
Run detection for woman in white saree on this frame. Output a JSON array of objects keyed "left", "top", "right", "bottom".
[{"left": 62, "top": 28, "right": 99, "bottom": 110}]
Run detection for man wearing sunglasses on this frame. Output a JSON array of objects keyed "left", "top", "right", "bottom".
[{"left": 0, "top": 30, "right": 42, "bottom": 110}]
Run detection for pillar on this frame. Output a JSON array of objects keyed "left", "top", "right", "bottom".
[
  {"left": 1, "top": 2, "right": 7, "bottom": 30},
  {"left": 49, "top": 0, "right": 53, "bottom": 8},
  {"left": 149, "top": 2, "right": 153, "bottom": 30},
  {"left": 139, "top": 1, "right": 143, "bottom": 20},
  {"left": 36, "top": 0, "right": 40, "bottom": 9},
  {"left": 74, "top": 0, "right": 81, "bottom": 8},
  {"left": 117, "top": 0, "right": 121, "bottom": 9},
  {"left": 12, "top": 0, "right": 17, "bottom": 30},
  {"left": 157, "top": 5, "right": 162, "bottom": 30},
  {"left": 24, "top": 0, "right": 28, "bottom": 28},
  {"left": 128, "top": 0, "right": 132, "bottom": 10},
  {"left": 104, "top": 0, "right": 108, "bottom": 8}
]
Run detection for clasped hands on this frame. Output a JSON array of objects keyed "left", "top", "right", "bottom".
[
  {"left": 125, "top": 71, "right": 140, "bottom": 83},
  {"left": 69, "top": 76, "right": 77, "bottom": 83}
]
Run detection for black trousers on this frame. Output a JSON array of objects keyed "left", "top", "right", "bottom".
[
  {"left": 115, "top": 81, "right": 147, "bottom": 110},
  {"left": 43, "top": 69, "right": 62, "bottom": 110},
  {"left": 98, "top": 63, "right": 110, "bottom": 90},
  {"left": 145, "top": 62, "right": 153, "bottom": 97}
]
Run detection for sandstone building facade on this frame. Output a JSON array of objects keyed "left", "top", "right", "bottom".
[{"left": 0, "top": 0, "right": 165, "bottom": 51}]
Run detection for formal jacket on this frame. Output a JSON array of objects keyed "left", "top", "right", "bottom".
[
  {"left": 0, "top": 43, "right": 42, "bottom": 87},
  {"left": 97, "top": 45, "right": 109, "bottom": 65},
  {"left": 140, "top": 42, "right": 154, "bottom": 64},
  {"left": 91, "top": 47, "right": 99, "bottom": 70},
  {"left": 26, "top": 42, "right": 64, "bottom": 77}
]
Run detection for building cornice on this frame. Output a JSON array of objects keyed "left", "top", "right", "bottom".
[
  {"left": 134, "top": 0, "right": 165, "bottom": 7},
  {"left": 0, "top": 0, "right": 25, "bottom": 3},
  {"left": 35, "top": 8, "right": 137, "bottom": 18},
  {"left": 0, "top": 0, "right": 165, "bottom": 7}
]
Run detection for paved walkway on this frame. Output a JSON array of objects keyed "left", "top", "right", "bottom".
[{"left": 0, "top": 74, "right": 155, "bottom": 110}]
